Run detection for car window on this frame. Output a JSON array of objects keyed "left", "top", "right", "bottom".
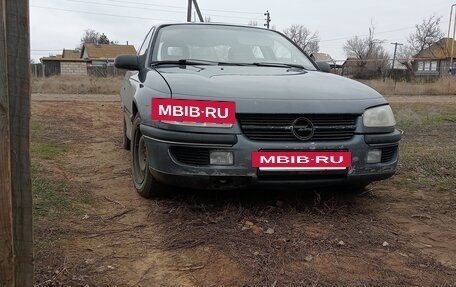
[
  {"left": 273, "top": 40, "right": 292, "bottom": 60},
  {"left": 151, "top": 25, "right": 317, "bottom": 70},
  {"left": 251, "top": 46, "right": 265, "bottom": 59}
]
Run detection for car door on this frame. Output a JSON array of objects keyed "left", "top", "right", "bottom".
[{"left": 121, "top": 27, "right": 155, "bottom": 137}]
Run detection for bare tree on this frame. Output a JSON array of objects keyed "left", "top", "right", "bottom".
[
  {"left": 81, "top": 29, "right": 100, "bottom": 46},
  {"left": 343, "top": 25, "right": 389, "bottom": 78},
  {"left": 408, "top": 15, "right": 444, "bottom": 54},
  {"left": 80, "top": 29, "right": 113, "bottom": 47},
  {"left": 248, "top": 20, "right": 258, "bottom": 27},
  {"left": 397, "top": 45, "right": 416, "bottom": 61},
  {"left": 283, "top": 24, "right": 319, "bottom": 54},
  {"left": 396, "top": 45, "right": 417, "bottom": 74},
  {"left": 398, "top": 15, "right": 444, "bottom": 75}
]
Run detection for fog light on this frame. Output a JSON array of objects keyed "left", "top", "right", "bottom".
[
  {"left": 210, "top": 151, "right": 234, "bottom": 165},
  {"left": 366, "top": 149, "right": 382, "bottom": 163}
]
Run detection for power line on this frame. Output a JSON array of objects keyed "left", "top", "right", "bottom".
[
  {"left": 320, "top": 27, "right": 416, "bottom": 42},
  {"left": 65, "top": 0, "right": 189, "bottom": 14},
  {"left": 31, "top": 5, "right": 252, "bottom": 26},
  {"left": 204, "top": 14, "right": 262, "bottom": 21},
  {"left": 64, "top": 0, "right": 263, "bottom": 20},
  {"left": 320, "top": 20, "right": 450, "bottom": 43},
  {"left": 202, "top": 8, "right": 261, "bottom": 15},
  {"left": 34, "top": 0, "right": 260, "bottom": 22},
  {"left": 96, "top": 0, "right": 187, "bottom": 10},
  {"left": 79, "top": 0, "right": 262, "bottom": 15},
  {"left": 31, "top": 5, "right": 181, "bottom": 21}
]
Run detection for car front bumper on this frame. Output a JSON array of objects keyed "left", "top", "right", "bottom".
[{"left": 140, "top": 124, "right": 402, "bottom": 190}]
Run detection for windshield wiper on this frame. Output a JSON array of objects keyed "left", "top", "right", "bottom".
[
  {"left": 151, "top": 59, "right": 221, "bottom": 67},
  {"left": 151, "top": 60, "right": 305, "bottom": 69},
  {"left": 250, "top": 62, "right": 306, "bottom": 69},
  {"left": 152, "top": 59, "right": 268, "bottom": 67}
]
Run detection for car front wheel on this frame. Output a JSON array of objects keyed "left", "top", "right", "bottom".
[{"left": 131, "top": 115, "right": 167, "bottom": 198}]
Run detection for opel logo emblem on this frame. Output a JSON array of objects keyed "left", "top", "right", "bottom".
[{"left": 291, "top": 117, "right": 314, "bottom": 140}]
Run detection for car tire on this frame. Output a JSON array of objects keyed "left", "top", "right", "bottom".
[
  {"left": 131, "top": 115, "right": 167, "bottom": 198},
  {"left": 122, "top": 117, "right": 131, "bottom": 150}
]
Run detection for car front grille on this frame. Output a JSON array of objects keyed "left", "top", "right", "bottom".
[
  {"left": 169, "top": 146, "right": 210, "bottom": 165},
  {"left": 381, "top": 145, "right": 397, "bottom": 163},
  {"left": 237, "top": 114, "right": 358, "bottom": 141}
]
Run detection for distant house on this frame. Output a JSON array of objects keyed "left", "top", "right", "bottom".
[
  {"left": 81, "top": 43, "right": 136, "bottom": 67},
  {"left": 310, "top": 53, "right": 342, "bottom": 73},
  {"left": 310, "top": 52, "right": 333, "bottom": 63},
  {"left": 413, "top": 38, "right": 456, "bottom": 76},
  {"left": 39, "top": 44, "right": 136, "bottom": 77},
  {"left": 40, "top": 49, "right": 86, "bottom": 76},
  {"left": 341, "top": 57, "right": 387, "bottom": 79},
  {"left": 387, "top": 60, "right": 409, "bottom": 81},
  {"left": 341, "top": 57, "right": 359, "bottom": 78},
  {"left": 63, "top": 49, "right": 81, "bottom": 59}
]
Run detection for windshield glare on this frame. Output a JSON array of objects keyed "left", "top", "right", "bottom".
[{"left": 152, "top": 25, "right": 317, "bottom": 70}]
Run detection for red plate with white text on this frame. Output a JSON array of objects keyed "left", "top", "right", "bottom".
[{"left": 252, "top": 151, "right": 352, "bottom": 171}]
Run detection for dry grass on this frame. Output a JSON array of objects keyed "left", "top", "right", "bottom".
[
  {"left": 32, "top": 75, "right": 122, "bottom": 95},
  {"left": 34, "top": 75, "right": 456, "bottom": 96},
  {"left": 362, "top": 77, "right": 456, "bottom": 95}
]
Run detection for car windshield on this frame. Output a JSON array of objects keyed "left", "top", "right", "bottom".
[{"left": 151, "top": 24, "right": 317, "bottom": 70}]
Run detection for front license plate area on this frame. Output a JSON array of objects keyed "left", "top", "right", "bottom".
[
  {"left": 256, "top": 168, "right": 348, "bottom": 181},
  {"left": 258, "top": 167, "right": 347, "bottom": 171},
  {"left": 252, "top": 151, "right": 352, "bottom": 171}
]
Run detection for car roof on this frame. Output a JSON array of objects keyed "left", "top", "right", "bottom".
[{"left": 154, "top": 22, "right": 270, "bottom": 31}]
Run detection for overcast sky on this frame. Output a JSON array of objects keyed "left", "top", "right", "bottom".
[{"left": 31, "top": 0, "right": 454, "bottom": 62}]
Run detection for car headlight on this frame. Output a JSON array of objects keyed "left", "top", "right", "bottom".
[
  {"left": 161, "top": 120, "right": 233, "bottom": 128},
  {"left": 363, "top": 105, "right": 396, "bottom": 127}
]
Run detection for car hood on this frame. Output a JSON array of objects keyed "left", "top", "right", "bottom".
[{"left": 154, "top": 66, "right": 387, "bottom": 114}]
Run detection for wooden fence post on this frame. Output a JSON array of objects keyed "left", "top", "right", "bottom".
[
  {"left": 0, "top": 0, "right": 33, "bottom": 286},
  {"left": 0, "top": 0, "right": 15, "bottom": 285}
]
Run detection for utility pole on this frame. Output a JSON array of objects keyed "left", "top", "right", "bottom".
[
  {"left": 187, "top": 0, "right": 204, "bottom": 22},
  {"left": 390, "top": 42, "right": 403, "bottom": 77},
  {"left": 192, "top": 0, "right": 204, "bottom": 22},
  {"left": 0, "top": 0, "right": 33, "bottom": 286},
  {"left": 264, "top": 10, "right": 271, "bottom": 29},
  {"left": 187, "top": 0, "right": 192, "bottom": 22},
  {"left": 449, "top": 4, "right": 456, "bottom": 71}
]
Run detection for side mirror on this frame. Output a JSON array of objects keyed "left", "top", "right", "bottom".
[
  {"left": 316, "top": 61, "right": 331, "bottom": 73},
  {"left": 115, "top": 55, "right": 140, "bottom": 70}
]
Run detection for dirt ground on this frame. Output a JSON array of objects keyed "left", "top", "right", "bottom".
[{"left": 31, "top": 93, "right": 456, "bottom": 287}]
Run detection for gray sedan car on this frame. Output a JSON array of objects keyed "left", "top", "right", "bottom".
[{"left": 115, "top": 23, "right": 402, "bottom": 198}]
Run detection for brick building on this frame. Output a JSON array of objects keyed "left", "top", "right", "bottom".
[
  {"left": 39, "top": 44, "right": 136, "bottom": 77},
  {"left": 40, "top": 49, "right": 87, "bottom": 76}
]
